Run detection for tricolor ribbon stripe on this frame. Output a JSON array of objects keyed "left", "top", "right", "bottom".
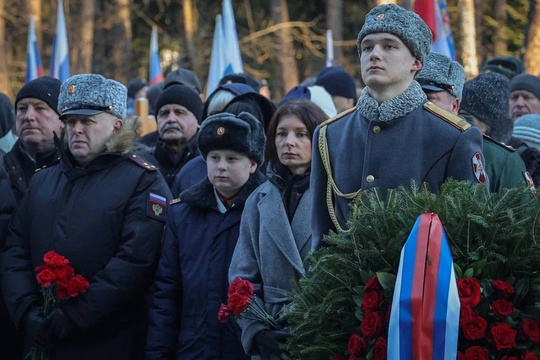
[{"left": 388, "top": 213, "right": 460, "bottom": 360}]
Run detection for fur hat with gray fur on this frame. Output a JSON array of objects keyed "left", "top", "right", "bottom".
[{"left": 416, "top": 52, "right": 466, "bottom": 100}]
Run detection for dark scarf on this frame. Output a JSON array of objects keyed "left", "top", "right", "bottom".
[{"left": 267, "top": 162, "right": 310, "bottom": 222}]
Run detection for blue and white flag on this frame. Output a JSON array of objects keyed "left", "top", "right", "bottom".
[
  {"left": 206, "top": 14, "right": 227, "bottom": 98},
  {"left": 149, "top": 26, "right": 164, "bottom": 85},
  {"left": 50, "top": 0, "right": 70, "bottom": 82},
  {"left": 25, "top": 17, "right": 43, "bottom": 83},
  {"left": 222, "top": 0, "right": 243, "bottom": 74}
]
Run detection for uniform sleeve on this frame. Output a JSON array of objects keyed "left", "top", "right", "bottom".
[
  {"left": 447, "top": 126, "right": 490, "bottom": 190},
  {"left": 228, "top": 193, "right": 268, "bottom": 356},
  {"left": 61, "top": 170, "right": 172, "bottom": 330},
  {"left": 497, "top": 151, "right": 529, "bottom": 191},
  {"left": 310, "top": 126, "right": 336, "bottom": 251},
  {"left": 145, "top": 208, "right": 182, "bottom": 360}
]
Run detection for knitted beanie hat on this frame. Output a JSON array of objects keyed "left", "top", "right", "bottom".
[
  {"left": 316, "top": 68, "right": 357, "bottom": 100},
  {"left": 15, "top": 76, "right": 62, "bottom": 115},
  {"left": 509, "top": 74, "right": 540, "bottom": 100},
  {"left": 481, "top": 56, "right": 526, "bottom": 80},
  {"left": 513, "top": 114, "right": 540, "bottom": 151},
  {"left": 357, "top": 4, "right": 432, "bottom": 64},
  {"left": 163, "top": 68, "right": 202, "bottom": 94},
  {"left": 461, "top": 72, "right": 513, "bottom": 143},
  {"left": 155, "top": 84, "right": 204, "bottom": 123}
]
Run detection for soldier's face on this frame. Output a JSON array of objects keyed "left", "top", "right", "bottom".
[
  {"left": 425, "top": 90, "right": 460, "bottom": 115},
  {"left": 509, "top": 90, "right": 540, "bottom": 121},
  {"left": 359, "top": 33, "right": 421, "bottom": 93},
  {"left": 65, "top": 112, "right": 122, "bottom": 166},
  {"left": 206, "top": 149, "right": 257, "bottom": 198},
  {"left": 156, "top": 104, "right": 199, "bottom": 144},
  {"left": 16, "top": 98, "right": 64, "bottom": 152}
]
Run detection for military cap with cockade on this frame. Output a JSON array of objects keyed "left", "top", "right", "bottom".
[
  {"left": 357, "top": 4, "right": 432, "bottom": 64},
  {"left": 58, "top": 74, "right": 127, "bottom": 120},
  {"left": 416, "top": 52, "right": 466, "bottom": 100}
]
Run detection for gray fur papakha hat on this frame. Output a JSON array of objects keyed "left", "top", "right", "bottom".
[
  {"left": 58, "top": 74, "right": 127, "bottom": 120},
  {"left": 357, "top": 4, "right": 432, "bottom": 64},
  {"left": 415, "top": 52, "right": 466, "bottom": 99}
]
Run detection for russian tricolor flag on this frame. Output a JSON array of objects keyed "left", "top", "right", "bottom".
[
  {"left": 414, "top": 0, "right": 456, "bottom": 60},
  {"left": 149, "top": 26, "right": 164, "bottom": 86},
  {"left": 50, "top": 0, "right": 70, "bottom": 82},
  {"left": 387, "top": 214, "right": 460, "bottom": 360},
  {"left": 222, "top": 0, "right": 243, "bottom": 75},
  {"left": 206, "top": 14, "right": 227, "bottom": 98},
  {"left": 25, "top": 17, "right": 44, "bottom": 83}
]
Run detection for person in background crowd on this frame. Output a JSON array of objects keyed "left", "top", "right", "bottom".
[
  {"left": 1, "top": 74, "right": 171, "bottom": 360},
  {"left": 126, "top": 78, "right": 148, "bottom": 116},
  {"left": 511, "top": 114, "right": 540, "bottom": 187},
  {"left": 315, "top": 66, "right": 357, "bottom": 113},
  {"left": 508, "top": 74, "right": 540, "bottom": 122},
  {"left": 229, "top": 100, "right": 328, "bottom": 360},
  {"left": 219, "top": 73, "right": 262, "bottom": 93},
  {"left": 311, "top": 4, "right": 486, "bottom": 250},
  {"left": 146, "top": 112, "right": 266, "bottom": 359},
  {"left": 480, "top": 56, "right": 526, "bottom": 80},
  {"left": 513, "top": 114, "right": 540, "bottom": 151},
  {"left": 0, "top": 93, "right": 17, "bottom": 154},
  {"left": 416, "top": 52, "right": 529, "bottom": 192}
]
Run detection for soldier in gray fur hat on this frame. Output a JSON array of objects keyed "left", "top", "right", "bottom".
[
  {"left": 311, "top": 4, "right": 487, "bottom": 250},
  {"left": 2, "top": 73, "right": 171, "bottom": 359}
]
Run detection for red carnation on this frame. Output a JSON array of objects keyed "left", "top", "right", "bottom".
[
  {"left": 373, "top": 337, "right": 387, "bottom": 360},
  {"left": 36, "top": 268, "right": 56, "bottom": 288},
  {"left": 361, "top": 290, "right": 383, "bottom": 313},
  {"left": 218, "top": 304, "right": 231, "bottom": 323},
  {"left": 522, "top": 352, "right": 539, "bottom": 360},
  {"left": 42, "top": 251, "right": 69, "bottom": 267},
  {"left": 462, "top": 315, "right": 488, "bottom": 341},
  {"left": 227, "top": 293, "right": 251, "bottom": 316},
  {"left": 492, "top": 280, "right": 515, "bottom": 299},
  {"left": 457, "top": 278, "right": 481, "bottom": 306},
  {"left": 347, "top": 333, "right": 367, "bottom": 355},
  {"left": 463, "top": 346, "right": 489, "bottom": 360},
  {"left": 459, "top": 304, "right": 474, "bottom": 326},
  {"left": 65, "top": 274, "right": 89, "bottom": 297},
  {"left": 521, "top": 318, "right": 540, "bottom": 342},
  {"left": 55, "top": 286, "right": 69, "bottom": 300},
  {"left": 364, "top": 275, "right": 382, "bottom": 292},
  {"left": 228, "top": 278, "right": 254, "bottom": 299},
  {"left": 491, "top": 299, "right": 514, "bottom": 318},
  {"left": 490, "top": 322, "right": 517, "bottom": 351},
  {"left": 53, "top": 265, "right": 75, "bottom": 286},
  {"left": 360, "top": 311, "right": 383, "bottom": 338}
]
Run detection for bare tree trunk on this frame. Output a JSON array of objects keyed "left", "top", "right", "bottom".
[
  {"left": 494, "top": 0, "right": 507, "bottom": 55},
  {"left": 0, "top": 0, "right": 12, "bottom": 98},
  {"left": 28, "top": 0, "right": 42, "bottom": 51},
  {"left": 270, "top": 0, "right": 299, "bottom": 95},
  {"left": 524, "top": 0, "right": 540, "bottom": 75},
  {"left": 459, "top": 0, "right": 479, "bottom": 78},
  {"left": 70, "top": 0, "right": 95, "bottom": 74},
  {"left": 182, "top": 0, "right": 200, "bottom": 74},
  {"left": 326, "top": 0, "right": 343, "bottom": 66},
  {"left": 110, "top": 0, "right": 132, "bottom": 83}
]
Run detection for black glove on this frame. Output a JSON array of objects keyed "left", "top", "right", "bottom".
[
  {"left": 22, "top": 306, "right": 48, "bottom": 351},
  {"left": 254, "top": 329, "right": 291, "bottom": 358},
  {"left": 44, "top": 308, "right": 76, "bottom": 342}
]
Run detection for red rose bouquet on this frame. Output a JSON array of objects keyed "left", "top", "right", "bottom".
[
  {"left": 217, "top": 278, "right": 280, "bottom": 329},
  {"left": 26, "top": 251, "right": 89, "bottom": 360}
]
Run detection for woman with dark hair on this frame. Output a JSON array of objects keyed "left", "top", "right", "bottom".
[{"left": 228, "top": 100, "right": 328, "bottom": 360}]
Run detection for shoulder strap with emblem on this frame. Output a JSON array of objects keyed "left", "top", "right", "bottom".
[
  {"left": 423, "top": 102, "right": 471, "bottom": 132},
  {"left": 169, "top": 198, "right": 182, "bottom": 205},
  {"left": 482, "top": 134, "right": 516, "bottom": 152},
  {"left": 129, "top": 154, "right": 158, "bottom": 171},
  {"left": 320, "top": 106, "right": 356, "bottom": 128}
]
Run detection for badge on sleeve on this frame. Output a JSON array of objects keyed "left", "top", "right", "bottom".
[
  {"left": 472, "top": 152, "right": 487, "bottom": 184},
  {"left": 147, "top": 192, "right": 168, "bottom": 222},
  {"left": 523, "top": 171, "right": 536, "bottom": 192}
]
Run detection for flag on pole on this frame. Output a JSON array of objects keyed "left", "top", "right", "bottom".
[
  {"left": 414, "top": 0, "right": 456, "bottom": 59},
  {"left": 206, "top": 14, "right": 227, "bottom": 98},
  {"left": 149, "top": 26, "right": 164, "bottom": 86},
  {"left": 222, "top": 0, "right": 243, "bottom": 74},
  {"left": 25, "top": 17, "right": 44, "bottom": 83},
  {"left": 50, "top": 0, "right": 70, "bottom": 82},
  {"left": 326, "top": 29, "right": 334, "bottom": 67}
]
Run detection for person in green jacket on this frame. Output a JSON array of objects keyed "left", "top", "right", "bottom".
[{"left": 415, "top": 52, "right": 533, "bottom": 192}]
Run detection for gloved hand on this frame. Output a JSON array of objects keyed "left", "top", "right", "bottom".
[
  {"left": 22, "top": 306, "right": 48, "bottom": 351},
  {"left": 44, "top": 308, "right": 76, "bottom": 342},
  {"left": 254, "top": 329, "right": 291, "bottom": 358}
]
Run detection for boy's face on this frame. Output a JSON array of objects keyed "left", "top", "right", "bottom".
[
  {"left": 206, "top": 149, "right": 257, "bottom": 198},
  {"left": 359, "top": 33, "right": 421, "bottom": 91}
]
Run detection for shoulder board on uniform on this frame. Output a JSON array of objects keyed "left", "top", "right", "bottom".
[
  {"left": 320, "top": 107, "right": 356, "bottom": 128},
  {"left": 423, "top": 101, "right": 471, "bottom": 132},
  {"left": 169, "top": 198, "right": 182, "bottom": 205},
  {"left": 129, "top": 154, "right": 158, "bottom": 171},
  {"left": 482, "top": 134, "right": 516, "bottom": 152}
]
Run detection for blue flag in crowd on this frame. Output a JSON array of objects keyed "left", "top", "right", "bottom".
[
  {"left": 149, "top": 26, "right": 164, "bottom": 86},
  {"left": 25, "top": 17, "right": 44, "bottom": 83},
  {"left": 50, "top": 0, "right": 70, "bottom": 82}
]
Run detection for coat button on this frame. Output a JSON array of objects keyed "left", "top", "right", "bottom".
[
  {"left": 366, "top": 175, "right": 375, "bottom": 183},
  {"left": 372, "top": 126, "right": 381, "bottom": 133}
]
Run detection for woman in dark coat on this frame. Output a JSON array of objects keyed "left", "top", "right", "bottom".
[{"left": 228, "top": 100, "right": 328, "bottom": 360}]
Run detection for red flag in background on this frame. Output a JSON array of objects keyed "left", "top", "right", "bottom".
[{"left": 414, "top": 0, "right": 437, "bottom": 41}]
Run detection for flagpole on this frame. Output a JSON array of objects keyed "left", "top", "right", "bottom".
[{"left": 326, "top": 29, "right": 334, "bottom": 67}]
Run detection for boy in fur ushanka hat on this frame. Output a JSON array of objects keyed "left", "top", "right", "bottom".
[{"left": 146, "top": 111, "right": 266, "bottom": 359}]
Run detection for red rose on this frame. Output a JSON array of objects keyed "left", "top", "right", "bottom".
[
  {"left": 491, "top": 299, "right": 514, "bottom": 318},
  {"left": 457, "top": 278, "right": 481, "bottom": 306},
  {"left": 347, "top": 333, "right": 367, "bottom": 355},
  {"left": 490, "top": 322, "right": 516, "bottom": 351},
  {"left": 492, "top": 280, "right": 515, "bottom": 299},
  {"left": 462, "top": 346, "right": 489, "bottom": 360},
  {"left": 459, "top": 304, "right": 474, "bottom": 326},
  {"left": 42, "top": 251, "right": 69, "bottom": 267},
  {"left": 373, "top": 337, "right": 387, "bottom": 360},
  {"left": 217, "top": 304, "right": 231, "bottom": 323},
  {"left": 36, "top": 268, "right": 56, "bottom": 288},
  {"left": 361, "top": 290, "right": 383, "bottom": 312},
  {"left": 462, "top": 315, "right": 488, "bottom": 341},
  {"left": 228, "top": 278, "right": 254, "bottom": 299},
  {"left": 522, "top": 351, "right": 539, "bottom": 360},
  {"left": 227, "top": 293, "right": 251, "bottom": 316},
  {"left": 521, "top": 318, "right": 540, "bottom": 342},
  {"left": 360, "top": 311, "right": 383, "bottom": 338},
  {"left": 364, "top": 275, "right": 382, "bottom": 292}
]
